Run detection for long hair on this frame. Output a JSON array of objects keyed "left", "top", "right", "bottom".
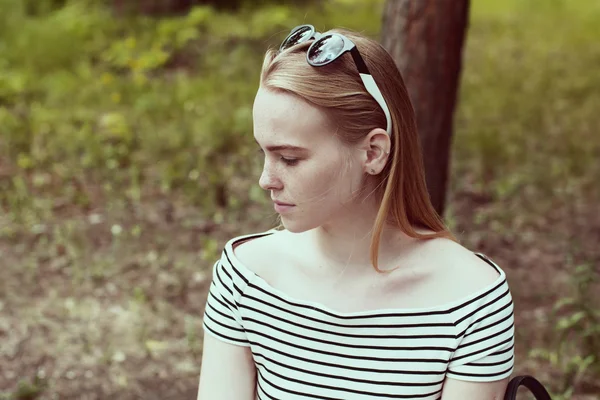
[{"left": 259, "top": 28, "right": 457, "bottom": 272}]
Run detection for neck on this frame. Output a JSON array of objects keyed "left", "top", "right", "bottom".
[{"left": 304, "top": 197, "right": 415, "bottom": 274}]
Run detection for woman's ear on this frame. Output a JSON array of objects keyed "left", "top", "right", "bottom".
[{"left": 363, "top": 128, "right": 391, "bottom": 175}]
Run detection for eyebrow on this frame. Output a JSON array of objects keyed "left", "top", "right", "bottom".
[{"left": 254, "top": 139, "right": 309, "bottom": 152}]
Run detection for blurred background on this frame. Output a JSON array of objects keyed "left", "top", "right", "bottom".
[{"left": 0, "top": 0, "right": 598, "bottom": 399}]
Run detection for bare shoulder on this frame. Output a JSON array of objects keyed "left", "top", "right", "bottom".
[
  {"left": 417, "top": 237, "right": 503, "bottom": 299},
  {"left": 231, "top": 229, "right": 289, "bottom": 277}
]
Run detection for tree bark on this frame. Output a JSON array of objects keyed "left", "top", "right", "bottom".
[{"left": 381, "top": 0, "right": 470, "bottom": 216}]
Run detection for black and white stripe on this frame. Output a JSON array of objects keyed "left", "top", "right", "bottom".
[{"left": 203, "top": 232, "right": 515, "bottom": 399}]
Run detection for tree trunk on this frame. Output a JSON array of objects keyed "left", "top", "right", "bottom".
[{"left": 381, "top": 0, "right": 470, "bottom": 216}]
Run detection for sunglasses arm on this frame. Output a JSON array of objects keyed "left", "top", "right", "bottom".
[
  {"left": 350, "top": 48, "right": 392, "bottom": 135},
  {"left": 359, "top": 74, "right": 393, "bottom": 136}
]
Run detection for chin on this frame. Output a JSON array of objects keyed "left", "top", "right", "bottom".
[
  {"left": 282, "top": 216, "right": 340, "bottom": 234},
  {"left": 279, "top": 217, "right": 318, "bottom": 234}
]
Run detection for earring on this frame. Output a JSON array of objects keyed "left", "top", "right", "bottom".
[{"left": 370, "top": 168, "right": 375, "bottom": 174}]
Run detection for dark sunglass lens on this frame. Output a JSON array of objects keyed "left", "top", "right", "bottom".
[
  {"left": 281, "top": 26, "right": 314, "bottom": 50},
  {"left": 307, "top": 34, "right": 344, "bottom": 66}
]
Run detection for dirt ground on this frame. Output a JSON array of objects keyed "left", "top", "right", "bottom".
[{"left": 1, "top": 183, "right": 599, "bottom": 399}]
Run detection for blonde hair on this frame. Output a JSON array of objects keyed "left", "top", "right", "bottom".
[{"left": 260, "top": 28, "right": 457, "bottom": 272}]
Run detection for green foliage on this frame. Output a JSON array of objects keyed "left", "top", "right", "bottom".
[
  {"left": 456, "top": 0, "right": 600, "bottom": 206},
  {"left": 0, "top": 0, "right": 383, "bottom": 227},
  {"left": 0, "top": 376, "right": 47, "bottom": 400},
  {"left": 529, "top": 261, "right": 600, "bottom": 398}
]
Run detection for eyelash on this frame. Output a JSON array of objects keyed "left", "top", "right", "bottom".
[
  {"left": 257, "top": 148, "right": 299, "bottom": 166},
  {"left": 281, "top": 157, "right": 299, "bottom": 166}
]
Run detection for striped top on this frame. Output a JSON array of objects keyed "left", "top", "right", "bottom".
[{"left": 202, "top": 231, "right": 515, "bottom": 399}]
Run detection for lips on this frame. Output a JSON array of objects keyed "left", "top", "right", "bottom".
[
  {"left": 273, "top": 200, "right": 295, "bottom": 214},
  {"left": 273, "top": 200, "right": 295, "bottom": 206}
]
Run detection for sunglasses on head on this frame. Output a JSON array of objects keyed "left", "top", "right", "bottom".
[{"left": 279, "top": 24, "right": 392, "bottom": 136}]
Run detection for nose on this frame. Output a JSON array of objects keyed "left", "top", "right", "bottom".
[{"left": 259, "top": 162, "right": 282, "bottom": 191}]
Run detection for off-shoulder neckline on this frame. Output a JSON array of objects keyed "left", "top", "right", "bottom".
[{"left": 223, "top": 229, "right": 508, "bottom": 318}]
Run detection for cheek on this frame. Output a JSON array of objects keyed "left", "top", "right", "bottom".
[
  {"left": 299, "top": 156, "right": 361, "bottom": 201},
  {"left": 336, "top": 161, "right": 364, "bottom": 198}
]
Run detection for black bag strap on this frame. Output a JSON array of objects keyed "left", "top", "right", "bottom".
[{"left": 504, "top": 375, "right": 552, "bottom": 400}]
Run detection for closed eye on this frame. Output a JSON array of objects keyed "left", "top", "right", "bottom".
[
  {"left": 280, "top": 157, "right": 299, "bottom": 166},
  {"left": 256, "top": 148, "right": 299, "bottom": 166}
]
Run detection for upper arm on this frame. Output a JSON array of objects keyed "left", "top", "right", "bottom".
[
  {"left": 442, "top": 251, "right": 515, "bottom": 399},
  {"left": 441, "top": 377, "right": 509, "bottom": 400},
  {"left": 197, "top": 333, "right": 256, "bottom": 400},
  {"left": 199, "top": 253, "right": 258, "bottom": 400}
]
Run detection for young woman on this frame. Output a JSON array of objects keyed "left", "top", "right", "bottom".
[{"left": 198, "top": 25, "right": 515, "bottom": 400}]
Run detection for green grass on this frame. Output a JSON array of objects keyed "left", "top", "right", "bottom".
[{"left": 457, "top": 0, "right": 600, "bottom": 200}]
